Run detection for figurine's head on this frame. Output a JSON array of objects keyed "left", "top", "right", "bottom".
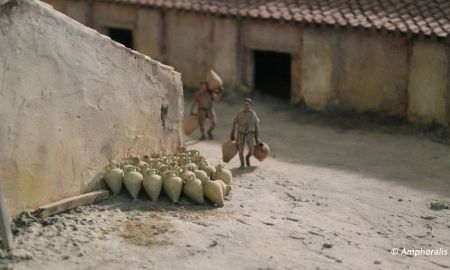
[{"left": 243, "top": 98, "right": 252, "bottom": 111}]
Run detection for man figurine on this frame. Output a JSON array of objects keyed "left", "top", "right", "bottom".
[
  {"left": 230, "top": 98, "right": 260, "bottom": 168},
  {"left": 190, "top": 82, "right": 223, "bottom": 140}
]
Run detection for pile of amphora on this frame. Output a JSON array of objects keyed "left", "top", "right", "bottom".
[{"left": 104, "top": 147, "right": 232, "bottom": 207}]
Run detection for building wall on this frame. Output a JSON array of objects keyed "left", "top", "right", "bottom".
[
  {"left": 337, "top": 31, "right": 409, "bottom": 116},
  {"left": 210, "top": 17, "right": 238, "bottom": 89},
  {"left": 165, "top": 11, "right": 214, "bottom": 86},
  {"left": 39, "top": 0, "right": 450, "bottom": 128},
  {"left": 242, "top": 20, "right": 302, "bottom": 100},
  {"left": 42, "top": 0, "right": 66, "bottom": 13},
  {"left": 165, "top": 11, "right": 238, "bottom": 88},
  {"left": 300, "top": 29, "right": 335, "bottom": 109},
  {"left": 92, "top": 2, "right": 137, "bottom": 34},
  {"left": 65, "top": 0, "right": 89, "bottom": 25},
  {"left": 135, "top": 8, "right": 163, "bottom": 61},
  {"left": 408, "top": 40, "right": 449, "bottom": 125},
  {"left": 0, "top": 0, "right": 183, "bottom": 217}
]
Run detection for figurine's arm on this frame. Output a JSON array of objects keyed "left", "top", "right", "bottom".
[
  {"left": 212, "top": 86, "right": 224, "bottom": 102},
  {"left": 230, "top": 115, "right": 237, "bottom": 140},
  {"left": 217, "top": 86, "right": 224, "bottom": 101},
  {"left": 255, "top": 120, "right": 260, "bottom": 144}
]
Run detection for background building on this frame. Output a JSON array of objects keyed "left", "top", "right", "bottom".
[{"left": 44, "top": 0, "right": 450, "bottom": 127}]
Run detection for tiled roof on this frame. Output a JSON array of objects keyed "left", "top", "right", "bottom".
[{"left": 102, "top": 0, "right": 450, "bottom": 39}]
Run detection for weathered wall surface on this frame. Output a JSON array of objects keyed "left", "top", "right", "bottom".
[
  {"left": 165, "top": 11, "right": 238, "bottom": 88},
  {"left": 300, "top": 29, "right": 334, "bottom": 109},
  {"left": 165, "top": 11, "right": 213, "bottom": 86},
  {"left": 243, "top": 20, "right": 300, "bottom": 54},
  {"left": 65, "top": 0, "right": 88, "bottom": 25},
  {"left": 41, "top": 0, "right": 65, "bottom": 12},
  {"left": 135, "top": 8, "right": 163, "bottom": 61},
  {"left": 92, "top": 2, "right": 137, "bottom": 34},
  {"left": 0, "top": 0, "right": 183, "bottom": 217},
  {"left": 337, "top": 32, "right": 409, "bottom": 116},
  {"left": 408, "top": 41, "right": 449, "bottom": 125},
  {"left": 242, "top": 20, "right": 302, "bottom": 100},
  {"left": 79, "top": 2, "right": 163, "bottom": 62},
  {"left": 210, "top": 18, "right": 238, "bottom": 89},
  {"left": 41, "top": 0, "right": 450, "bottom": 128}
]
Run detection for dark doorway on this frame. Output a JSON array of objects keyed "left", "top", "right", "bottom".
[
  {"left": 253, "top": 50, "right": 291, "bottom": 100},
  {"left": 107, "top": 28, "right": 134, "bottom": 49}
]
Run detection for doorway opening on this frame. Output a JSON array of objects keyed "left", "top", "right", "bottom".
[
  {"left": 107, "top": 27, "right": 134, "bottom": 49},
  {"left": 253, "top": 50, "right": 291, "bottom": 100}
]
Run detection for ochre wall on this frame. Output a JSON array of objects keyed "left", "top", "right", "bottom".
[
  {"left": 165, "top": 11, "right": 213, "bottom": 86},
  {"left": 37, "top": 0, "right": 450, "bottom": 128},
  {"left": 243, "top": 20, "right": 301, "bottom": 53},
  {"left": 42, "top": 0, "right": 66, "bottom": 12},
  {"left": 242, "top": 20, "right": 302, "bottom": 101},
  {"left": 0, "top": 0, "right": 183, "bottom": 217},
  {"left": 65, "top": 0, "right": 88, "bottom": 24},
  {"left": 300, "top": 29, "right": 334, "bottom": 109},
  {"left": 337, "top": 32, "right": 409, "bottom": 116},
  {"left": 211, "top": 18, "right": 238, "bottom": 89},
  {"left": 135, "top": 8, "right": 163, "bottom": 61},
  {"left": 408, "top": 41, "right": 449, "bottom": 125},
  {"left": 92, "top": 2, "right": 137, "bottom": 34},
  {"left": 165, "top": 11, "right": 238, "bottom": 88}
]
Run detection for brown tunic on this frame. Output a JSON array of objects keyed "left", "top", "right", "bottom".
[{"left": 195, "top": 90, "right": 214, "bottom": 110}]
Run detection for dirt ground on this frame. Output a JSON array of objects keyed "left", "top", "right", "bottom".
[{"left": 1, "top": 95, "right": 449, "bottom": 270}]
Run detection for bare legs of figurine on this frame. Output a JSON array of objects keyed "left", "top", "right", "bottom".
[
  {"left": 198, "top": 113, "right": 217, "bottom": 141},
  {"left": 238, "top": 145, "right": 245, "bottom": 168},
  {"left": 246, "top": 146, "right": 255, "bottom": 167},
  {"left": 207, "top": 116, "right": 217, "bottom": 139},
  {"left": 198, "top": 114, "right": 207, "bottom": 140},
  {"left": 238, "top": 135, "right": 254, "bottom": 168}
]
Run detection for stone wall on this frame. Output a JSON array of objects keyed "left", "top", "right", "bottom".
[{"left": 0, "top": 0, "right": 183, "bottom": 217}]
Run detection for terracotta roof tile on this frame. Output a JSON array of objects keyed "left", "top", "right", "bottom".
[{"left": 98, "top": 0, "right": 450, "bottom": 38}]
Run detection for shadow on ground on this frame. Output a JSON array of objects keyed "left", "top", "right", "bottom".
[
  {"left": 98, "top": 192, "right": 222, "bottom": 213},
  {"left": 230, "top": 166, "right": 257, "bottom": 177}
]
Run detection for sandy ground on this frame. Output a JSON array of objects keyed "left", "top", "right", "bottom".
[{"left": 1, "top": 95, "right": 449, "bottom": 270}]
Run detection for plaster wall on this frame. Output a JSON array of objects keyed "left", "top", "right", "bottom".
[
  {"left": 408, "top": 41, "right": 449, "bottom": 125},
  {"left": 242, "top": 20, "right": 302, "bottom": 100},
  {"left": 66, "top": 0, "right": 89, "bottom": 25},
  {"left": 211, "top": 18, "right": 238, "bottom": 88},
  {"left": 92, "top": 2, "right": 137, "bottom": 34},
  {"left": 0, "top": 0, "right": 183, "bottom": 217},
  {"left": 42, "top": 0, "right": 65, "bottom": 12},
  {"left": 300, "top": 29, "right": 334, "bottom": 109},
  {"left": 165, "top": 11, "right": 213, "bottom": 86},
  {"left": 135, "top": 8, "right": 163, "bottom": 61},
  {"left": 337, "top": 32, "right": 409, "bottom": 116},
  {"left": 35, "top": 0, "right": 450, "bottom": 128}
]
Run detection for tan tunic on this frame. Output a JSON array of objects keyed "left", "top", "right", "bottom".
[
  {"left": 233, "top": 109, "right": 260, "bottom": 133},
  {"left": 232, "top": 109, "right": 259, "bottom": 150}
]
